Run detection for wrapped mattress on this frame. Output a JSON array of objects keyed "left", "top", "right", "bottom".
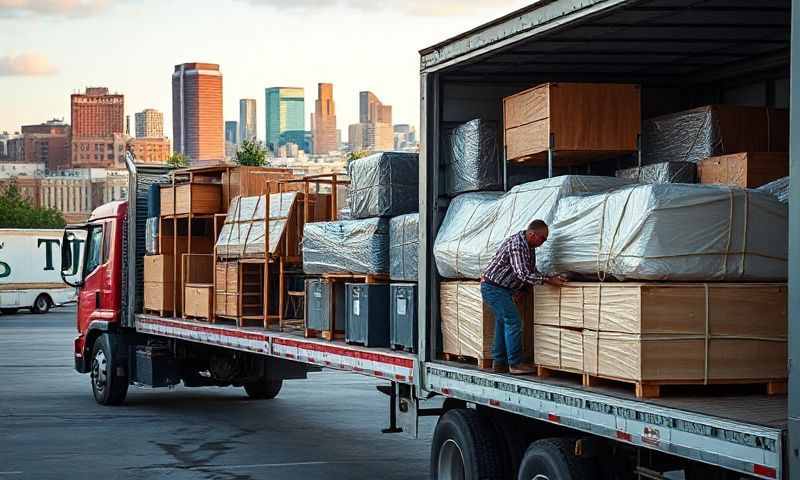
[
  {"left": 433, "top": 175, "right": 634, "bottom": 279},
  {"left": 538, "top": 184, "right": 788, "bottom": 281},
  {"left": 302, "top": 217, "right": 390, "bottom": 275},
  {"left": 616, "top": 161, "right": 696, "bottom": 184},
  {"left": 347, "top": 151, "right": 418, "bottom": 219},
  {"left": 757, "top": 176, "right": 789, "bottom": 204},
  {"left": 389, "top": 213, "right": 419, "bottom": 281},
  {"left": 216, "top": 193, "right": 297, "bottom": 257}
]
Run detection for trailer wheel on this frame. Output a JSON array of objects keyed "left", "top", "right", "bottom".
[
  {"left": 30, "top": 294, "right": 51, "bottom": 314},
  {"left": 1, "top": 308, "right": 19, "bottom": 315},
  {"left": 244, "top": 379, "right": 283, "bottom": 399},
  {"left": 517, "top": 438, "right": 595, "bottom": 480},
  {"left": 430, "top": 409, "right": 503, "bottom": 480},
  {"left": 91, "top": 334, "right": 128, "bottom": 406}
]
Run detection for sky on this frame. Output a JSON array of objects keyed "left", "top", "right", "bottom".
[{"left": 0, "top": 0, "right": 533, "bottom": 139}]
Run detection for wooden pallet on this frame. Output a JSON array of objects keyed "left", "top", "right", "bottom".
[
  {"left": 144, "top": 308, "right": 174, "bottom": 317},
  {"left": 305, "top": 328, "right": 345, "bottom": 341},
  {"left": 536, "top": 364, "right": 787, "bottom": 399},
  {"left": 390, "top": 344, "right": 415, "bottom": 354},
  {"left": 443, "top": 352, "right": 492, "bottom": 370},
  {"left": 321, "top": 272, "right": 389, "bottom": 284},
  {"left": 183, "top": 314, "right": 211, "bottom": 322}
]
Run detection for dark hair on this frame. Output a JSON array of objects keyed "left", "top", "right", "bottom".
[{"left": 527, "top": 219, "right": 548, "bottom": 233}]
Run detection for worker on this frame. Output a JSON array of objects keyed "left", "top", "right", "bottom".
[{"left": 480, "top": 219, "right": 566, "bottom": 375}]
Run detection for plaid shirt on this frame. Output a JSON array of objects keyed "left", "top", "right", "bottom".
[{"left": 482, "top": 231, "right": 545, "bottom": 291}]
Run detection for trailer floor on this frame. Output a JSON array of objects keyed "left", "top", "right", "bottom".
[{"left": 439, "top": 360, "right": 787, "bottom": 430}]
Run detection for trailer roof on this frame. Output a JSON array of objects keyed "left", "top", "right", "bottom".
[{"left": 420, "top": 0, "right": 790, "bottom": 86}]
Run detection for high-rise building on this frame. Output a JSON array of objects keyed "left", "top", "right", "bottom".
[
  {"left": 135, "top": 109, "right": 164, "bottom": 138},
  {"left": 357, "top": 91, "right": 393, "bottom": 151},
  {"left": 312, "top": 83, "right": 337, "bottom": 155},
  {"left": 225, "top": 121, "right": 238, "bottom": 145},
  {"left": 71, "top": 87, "right": 124, "bottom": 137},
  {"left": 239, "top": 99, "right": 257, "bottom": 142},
  {"left": 224, "top": 120, "right": 238, "bottom": 160},
  {"left": 172, "top": 62, "right": 224, "bottom": 164},
  {"left": 265, "top": 87, "right": 305, "bottom": 152}
]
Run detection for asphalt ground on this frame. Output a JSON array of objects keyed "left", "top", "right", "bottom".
[{"left": 0, "top": 305, "right": 434, "bottom": 479}]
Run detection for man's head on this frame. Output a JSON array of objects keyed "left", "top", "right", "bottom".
[{"left": 525, "top": 219, "right": 549, "bottom": 248}]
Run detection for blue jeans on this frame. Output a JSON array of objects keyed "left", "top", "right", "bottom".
[{"left": 480, "top": 282, "right": 523, "bottom": 366}]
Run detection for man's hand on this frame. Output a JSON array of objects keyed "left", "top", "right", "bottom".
[{"left": 545, "top": 274, "right": 569, "bottom": 287}]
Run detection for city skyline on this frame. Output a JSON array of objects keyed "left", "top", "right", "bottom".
[{"left": 0, "top": 0, "right": 530, "bottom": 135}]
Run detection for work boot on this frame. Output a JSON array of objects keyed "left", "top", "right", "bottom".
[
  {"left": 509, "top": 362, "right": 537, "bottom": 375},
  {"left": 492, "top": 361, "right": 509, "bottom": 374}
]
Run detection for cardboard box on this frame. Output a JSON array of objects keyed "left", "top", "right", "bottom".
[
  {"left": 503, "top": 83, "right": 641, "bottom": 164},
  {"left": 144, "top": 255, "right": 174, "bottom": 284},
  {"left": 184, "top": 284, "right": 213, "bottom": 319},
  {"left": 698, "top": 152, "right": 789, "bottom": 188},
  {"left": 144, "top": 281, "right": 176, "bottom": 313}
]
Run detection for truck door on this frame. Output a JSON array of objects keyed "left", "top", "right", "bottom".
[{"left": 77, "top": 223, "right": 108, "bottom": 333}]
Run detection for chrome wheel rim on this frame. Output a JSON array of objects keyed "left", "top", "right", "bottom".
[
  {"left": 92, "top": 349, "right": 108, "bottom": 393},
  {"left": 437, "top": 439, "right": 466, "bottom": 480},
  {"left": 36, "top": 297, "right": 47, "bottom": 310}
]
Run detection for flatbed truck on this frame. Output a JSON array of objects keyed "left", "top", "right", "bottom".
[{"left": 64, "top": 1, "right": 798, "bottom": 479}]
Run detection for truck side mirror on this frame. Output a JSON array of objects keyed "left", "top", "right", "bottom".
[{"left": 61, "top": 228, "right": 88, "bottom": 288}]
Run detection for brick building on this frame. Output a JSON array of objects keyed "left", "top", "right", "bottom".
[
  {"left": 19, "top": 120, "right": 70, "bottom": 170},
  {"left": 71, "top": 133, "right": 128, "bottom": 169},
  {"left": 172, "top": 62, "right": 224, "bottom": 164},
  {"left": 71, "top": 87, "right": 124, "bottom": 137},
  {"left": 0, "top": 176, "right": 41, "bottom": 207},
  {"left": 127, "top": 137, "right": 171, "bottom": 163}
]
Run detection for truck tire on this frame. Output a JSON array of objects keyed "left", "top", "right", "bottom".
[
  {"left": 430, "top": 408, "right": 503, "bottom": 480},
  {"left": 1, "top": 308, "right": 19, "bottom": 315},
  {"left": 91, "top": 334, "right": 128, "bottom": 405},
  {"left": 517, "top": 438, "right": 595, "bottom": 480},
  {"left": 30, "top": 294, "right": 50, "bottom": 314},
  {"left": 244, "top": 379, "right": 283, "bottom": 399}
]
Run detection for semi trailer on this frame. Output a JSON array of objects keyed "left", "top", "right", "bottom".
[{"left": 65, "top": 1, "right": 797, "bottom": 479}]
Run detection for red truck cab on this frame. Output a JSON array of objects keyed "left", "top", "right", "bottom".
[{"left": 63, "top": 201, "right": 127, "bottom": 382}]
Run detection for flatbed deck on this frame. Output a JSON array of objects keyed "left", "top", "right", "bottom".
[{"left": 136, "top": 314, "right": 785, "bottom": 479}]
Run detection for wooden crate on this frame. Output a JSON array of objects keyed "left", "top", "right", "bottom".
[
  {"left": 698, "top": 152, "right": 789, "bottom": 188},
  {"left": 440, "top": 281, "right": 533, "bottom": 368},
  {"left": 160, "top": 183, "right": 222, "bottom": 216},
  {"left": 533, "top": 282, "right": 787, "bottom": 397},
  {"left": 144, "top": 281, "right": 176, "bottom": 314},
  {"left": 184, "top": 284, "right": 213, "bottom": 319},
  {"left": 503, "top": 83, "right": 641, "bottom": 164},
  {"left": 534, "top": 282, "right": 787, "bottom": 337}
]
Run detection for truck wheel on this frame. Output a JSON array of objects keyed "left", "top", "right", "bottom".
[
  {"left": 1, "top": 308, "right": 19, "bottom": 315},
  {"left": 517, "top": 438, "right": 595, "bottom": 480},
  {"left": 244, "top": 379, "right": 283, "bottom": 399},
  {"left": 91, "top": 334, "right": 128, "bottom": 405},
  {"left": 430, "top": 409, "right": 503, "bottom": 480},
  {"left": 30, "top": 294, "right": 51, "bottom": 314}
]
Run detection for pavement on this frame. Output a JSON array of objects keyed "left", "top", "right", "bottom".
[{"left": 0, "top": 306, "right": 434, "bottom": 479}]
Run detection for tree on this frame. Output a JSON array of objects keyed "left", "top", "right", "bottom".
[
  {"left": 167, "top": 152, "right": 189, "bottom": 168},
  {"left": 235, "top": 139, "right": 268, "bottom": 166},
  {"left": 0, "top": 183, "right": 65, "bottom": 229},
  {"left": 347, "top": 150, "right": 370, "bottom": 163}
]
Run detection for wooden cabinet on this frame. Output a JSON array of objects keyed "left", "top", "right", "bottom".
[
  {"left": 503, "top": 83, "right": 641, "bottom": 164},
  {"left": 184, "top": 285, "right": 213, "bottom": 319},
  {"left": 698, "top": 152, "right": 789, "bottom": 188},
  {"left": 160, "top": 183, "right": 222, "bottom": 216}
]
